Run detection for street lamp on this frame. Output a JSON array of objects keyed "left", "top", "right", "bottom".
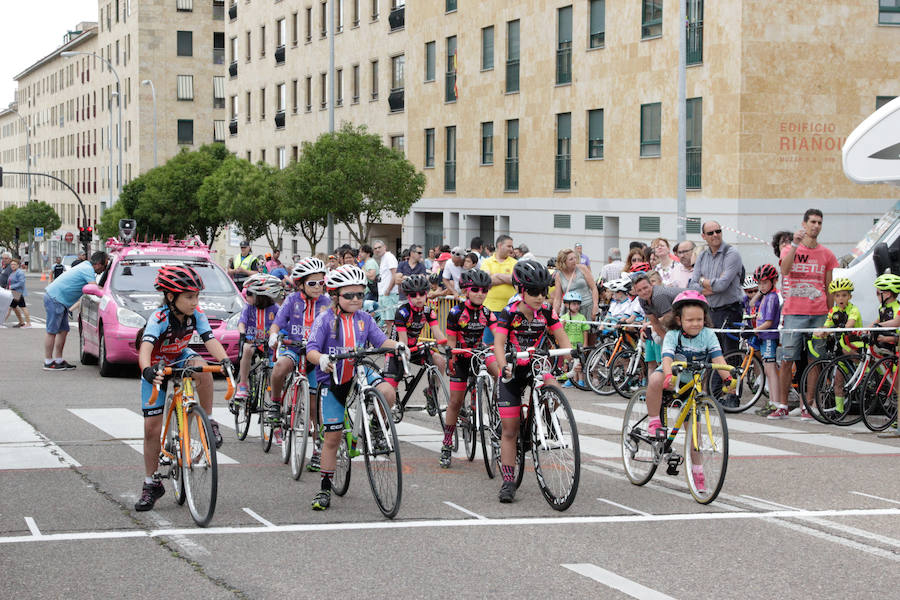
[
  {"left": 108, "top": 91, "right": 118, "bottom": 211},
  {"left": 141, "top": 79, "right": 157, "bottom": 168},
  {"left": 7, "top": 105, "right": 31, "bottom": 203},
  {"left": 61, "top": 50, "right": 123, "bottom": 203}
]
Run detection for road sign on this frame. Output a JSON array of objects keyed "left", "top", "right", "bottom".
[
  {"left": 34, "top": 227, "right": 44, "bottom": 241},
  {"left": 64, "top": 232, "right": 74, "bottom": 243}
]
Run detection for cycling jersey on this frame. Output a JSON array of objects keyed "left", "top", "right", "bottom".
[
  {"left": 878, "top": 299, "right": 900, "bottom": 325},
  {"left": 607, "top": 298, "right": 631, "bottom": 319},
  {"left": 824, "top": 303, "right": 861, "bottom": 329},
  {"left": 660, "top": 328, "right": 723, "bottom": 383},
  {"left": 141, "top": 306, "right": 213, "bottom": 362},
  {"left": 307, "top": 308, "right": 387, "bottom": 387},
  {"left": 238, "top": 304, "right": 279, "bottom": 342},
  {"left": 393, "top": 303, "right": 438, "bottom": 347},
  {"left": 495, "top": 300, "right": 562, "bottom": 366},
  {"left": 446, "top": 300, "right": 496, "bottom": 349},
  {"left": 274, "top": 292, "right": 331, "bottom": 341}
]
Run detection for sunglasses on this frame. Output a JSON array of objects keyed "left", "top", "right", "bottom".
[
  {"left": 339, "top": 291, "right": 366, "bottom": 300},
  {"left": 468, "top": 286, "right": 489, "bottom": 294},
  {"left": 305, "top": 279, "right": 326, "bottom": 287},
  {"left": 524, "top": 287, "right": 549, "bottom": 297},
  {"left": 704, "top": 229, "right": 722, "bottom": 235},
  {"left": 407, "top": 291, "right": 426, "bottom": 298}
]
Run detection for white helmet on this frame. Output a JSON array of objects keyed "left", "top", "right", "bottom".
[
  {"left": 291, "top": 257, "right": 327, "bottom": 281},
  {"left": 325, "top": 264, "right": 368, "bottom": 290},
  {"left": 607, "top": 277, "right": 633, "bottom": 293},
  {"left": 742, "top": 275, "right": 758, "bottom": 291},
  {"left": 243, "top": 273, "right": 284, "bottom": 299}
]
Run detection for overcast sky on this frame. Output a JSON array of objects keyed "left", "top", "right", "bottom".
[{"left": 0, "top": 0, "right": 98, "bottom": 107}]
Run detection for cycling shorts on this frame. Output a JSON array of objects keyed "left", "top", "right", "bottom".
[
  {"left": 448, "top": 355, "right": 473, "bottom": 391},
  {"left": 140, "top": 349, "right": 201, "bottom": 417},
  {"left": 497, "top": 364, "right": 533, "bottom": 419},
  {"left": 383, "top": 349, "right": 427, "bottom": 387},
  {"left": 760, "top": 338, "right": 778, "bottom": 362},
  {"left": 319, "top": 367, "right": 383, "bottom": 432},
  {"left": 277, "top": 347, "right": 318, "bottom": 388}
]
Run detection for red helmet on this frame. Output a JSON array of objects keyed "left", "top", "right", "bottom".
[
  {"left": 155, "top": 265, "right": 204, "bottom": 294},
  {"left": 753, "top": 264, "right": 779, "bottom": 283},
  {"left": 630, "top": 261, "right": 651, "bottom": 273}
]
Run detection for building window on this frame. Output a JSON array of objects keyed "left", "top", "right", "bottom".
[
  {"left": 372, "top": 0, "right": 379, "bottom": 20},
  {"left": 246, "top": 30, "right": 252, "bottom": 60},
  {"left": 292, "top": 12, "right": 299, "bottom": 45},
  {"left": 177, "top": 119, "right": 194, "bottom": 145},
  {"left": 260, "top": 87, "right": 267, "bottom": 119},
  {"left": 277, "top": 82, "right": 286, "bottom": 112},
  {"left": 321, "top": 1, "right": 327, "bottom": 37},
  {"left": 880, "top": 0, "right": 900, "bottom": 24},
  {"left": 639, "top": 216, "right": 661, "bottom": 233},
  {"left": 371, "top": 59, "right": 379, "bottom": 99},
  {"left": 506, "top": 119, "right": 519, "bottom": 191},
  {"left": 685, "top": 217, "right": 701, "bottom": 234},
  {"left": 278, "top": 146, "right": 287, "bottom": 169},
  {"left": 687, "top": 0, "right": 703, "bottom": 64},
  {"left": 640, "top": 102, "right": 661, "bottom": 157},
  {"left": 245, "top": 90, "right": 251, "bottom": 121},
  {"left": 320, "top": 72, "right": 327, "bottom": 108},
  {"left": 556, "top": 113, "right": 571, "bottom": 190},
  {"left": 213, "top": 76, "right": 226, "bottom": 108},
  {"left": 642, "top": 0, "right": 662, "bottom": 39},
  {"left": 481, "top": 122, "right": 493, "bottom": 165},
  {"left": 177, "top": 31, "right": 193, "bottom": 56},
  {"left": 425, "top": 128, "right": 435, "bottom": 167},
  {"left": 352, "top": 64, "right": 360, "bottom": 103},
  {"left": 506, "top": 20, "right": 520, "bottom": 93},
  {"left": 390, "top": 135, "right": 405, "bottom": 155},
  {"left": 214, "top": 120, "right": 226, "bottom": 142},
  {"left": 260, "top": 25, "right": 266, "bottom": 56},
  {"left": 554, "top": 214, "right": 572, "bottom": 229},
  {"left": 390, "top": 54, "right": 404, "bottom": 112},
  {"left": 229, "top": 36, "right": 238, "bottom": 63},
  {"left": 291, "top": 79, "right": 298, "bottom": 113},
  {"left": 585, "top": 215, "right": 604, "bottom": 230},
  {"left": 276, "top": 19, "right": 286, "bottom": 62},
  {"left": 686, "top": 97, "right": 702, "bottom": 189},
  {"left": 445, "top": 125, "right": 456, "bottom": 192},
  {"left": 390, "top": 0, "right": 405, "bottom": 31},
  {"left": 557, "top": 6, "right": 572, "bottom": 85},
  {"left": 425, "top": 41, "right": 436, "bottom": 82},
  {"left": 261, "top": 149, "right": 266, "bottom": 163},
  {"left": 306, "top": 7, "right": 312, "bottom": 42},
  {"left": 446, "top": 0, "right": 457, "bottom": 12},
  {"left": 446, "top": 36, "right": 457, "bottom": 102},
  {"left": 230, "top": 95, "right": 238, "bottom": 120},
  {"left": 589, "top": 0, "right": 605, "bottom": 48},
  {"left": 876, "top": 95, "right": 897, "bottom": 109},
  {"left": 336, "top": 68, "right": 343, "bottom": 106},
  {"left": 305, "top": 76, "right": 312, "bottom": 111},
  {"left": 353, "top": 0, "right": 360, "bottom": 26},
  {"left": 587, "top": 108, "right": 603, "bottom": 158},
  {"left": 336, "top": 0, "right": 344, "bottom": 32},
  {"left": 213, "top": 32, "right": 225, "bottom": 64},
  {"left": 177, "top": 75, "right": 194, "bottom": 101},
  {"left": 177, "top": 0, "right": 193, "bottom": 12},
  {"left": 481, "top": 26, "right": 494, "bottom": 70}
]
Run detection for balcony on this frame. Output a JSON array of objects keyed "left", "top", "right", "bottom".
[
  {"left": 686, "top": 146, "right": 702, "bottom": 189},
  {"left": 274, "top": 111, "right": 285, "bottom": 129},
  {"left": 444, "top": 160, "right": 456, "bottom": 192},
  {"left": 388, "top": 6, "right": 404, "bottom": 31},
  {"left": 555, "top": 154, "right": 571, "bottom": 190},
  {"left": 504, "top": 158, "right": 519, "bottom": 191},
  {"left": 228, "top": 2, "right": 236, "bottom": 20},
  {"left": 229, "top": 119, "right": 238, "bottom": 135},
  {"left": 228, "top": 61, "right": 238, "bottom": 78},
  {"left": 445, "top": 72, "right": 456, "bottom": 102},
  {"left": 275, "top": 45, "right": 285, "bottom": 65},
  {"left": 505, "top": 59, "right": 519, "bottom": 93},
  {"left": 687, "top": 22, "right": 703, "bottom": 65},
  {"left": 556, "top": 48, "right": 572, "bottom": 85},
  {"left": 213, "top": 48, "right": 225, "bottom": 65},
  {"left": 388, "top": 88, "right": 404, "bottom": 112}
]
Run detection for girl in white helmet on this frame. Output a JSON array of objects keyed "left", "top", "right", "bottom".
[{"left": 233, "top": 274, "right": 284, "bottom": 404}]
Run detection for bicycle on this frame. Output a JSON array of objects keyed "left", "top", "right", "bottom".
[
  {"left": 622, "top": 360, "right": 738, "bottom": 504},
  {"left": 497, "top": 346, "right": 582, "bottom": 511},
  {"left": 705, "top": 317, "right": 766, "bottom": 413},
  {"left": 609, "top": 337, "right": 647, "bottom": 398},
  {"left": 584, "top": 325, "right": 640, "bottom": 396},
  {"left": 231, "top": 338, "right": 275, "bottom": 448},
  {"left": 325, "top": 346, "right": 409, "bottom": 519},
  {"left": 449, "top": 345, "right": 496, "bottom": 473},
  {"left": 861, "top": 343, "right": 899, "bottom": 432},
  {"left": 276, "top": 336, "right": 314, "bottom": 479},
  {"left": 390, "top": 339, "right": 452, "bottom": 445},
  {"left": 152, "top": 362, "right": 235, "bottom": 527}
]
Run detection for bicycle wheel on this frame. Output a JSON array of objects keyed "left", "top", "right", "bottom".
[
  {"left": 862, "top": 356, "right": 898, "bottom": 432},
  {"left": 585, "top": 343, "right": 617, "bottom": 396},
  {"left": 279, "top": 384, "right": 293, "bottom": 464},
  {"left": 362, "top": 388, "right": 403, "bottom": 519},
  {"left": 428, "top": 369, "right": 455, "bottom": 450},
  {"left": 799, "top": 358, "right": 833, "bottom": 424},
  {"left": 259, "top": 370, "right": 274, "bottom": 453},
  {"left": 290, "top": 377, "right": 311, "bottom": 479},
  {"left": 621, "top": 387, "right": 659, "bottom": 486},
  {"left": 612, "top": 350, "right": 646, "bottom": 398},
  {"left": 816, "top": 355, "right": 864, "bottom": 426},
  {"left": 708, "top": 350, "right": 765, "bottom": 413},
  {"left": 332, "top": 430, "right": 352, "bottom": 496},
  {"left": 234, "top": 369, "right": 254, "bottom": 441},
  {"left": 182, "top": 403, "right": 218, "bottom": 527},
  {"left": 684, "top": 395, "right": 728, "bottom": 504},
  {"left": 477, "top": 375, "right": 497, "bottom": 478},
  {"left": 531, "top": 386, "right": 580, "bottom": 511},
  {"left": 162, "top": 394, "right": 185, "bottom": 505},
  {"left": 461, "top": 390, "right": 477, "bottom": 462}
]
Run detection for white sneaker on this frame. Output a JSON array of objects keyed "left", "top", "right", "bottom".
[{"left": 788, "top": 406, "right": 802, "bottom": 417}]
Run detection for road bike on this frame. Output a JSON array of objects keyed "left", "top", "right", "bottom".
[
  {"left": 584, "top": 325, "right": 640, "bottom": 396},
  {"left": 152, "top": 362, "right": 235, "bottom": 527},
  {"left": 449, "top": 345, "right": 496, "bottom": 473},
  {"left": 276, "top": 336, "right": 315, "bottom": 478},
  {"left": 622, "top": 361, "right": 738, "bottom": 504},
  {"left": 232, "top": 339, "right": 273, "bottom": 446}
]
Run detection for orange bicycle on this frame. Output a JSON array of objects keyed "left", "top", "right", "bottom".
[{"left": 152, "top": 362, "right": 235, "bottom": 527}]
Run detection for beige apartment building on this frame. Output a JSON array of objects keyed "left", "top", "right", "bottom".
[
  {"left": 226, "top": 0, "right": 900, "bottom": 269},
  {"left": 0, "top": 0, "right": 227, "bottom": 260}
]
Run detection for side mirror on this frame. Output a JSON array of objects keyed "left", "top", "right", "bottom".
[{"left": 82, "top": 283, "right": 103, "bottom": 297}]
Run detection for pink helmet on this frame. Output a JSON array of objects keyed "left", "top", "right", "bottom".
[{"left": 672, "top": 290, "right": 709, "bottom": 313}]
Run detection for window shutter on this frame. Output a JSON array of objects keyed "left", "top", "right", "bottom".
[
  {"left": 639, "top": 216, "right": 660, "bottom": 233},
  {"left": 554, "top": 214, "right": 571, "bottom": 229},
  {"left": 585, "top": 215, "right": 604, "bottom": 230}
]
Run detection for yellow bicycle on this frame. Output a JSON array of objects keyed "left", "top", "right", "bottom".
[{"left": 621, "top": 361, "right": 738, "bottom": 504}]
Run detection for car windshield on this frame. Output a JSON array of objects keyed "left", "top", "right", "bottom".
[
  {"left": 843, "top": 201, "right": 900, "bottom": 268},
  {"left": 110, "top": 260, "right": 235, "bottom": 293}
]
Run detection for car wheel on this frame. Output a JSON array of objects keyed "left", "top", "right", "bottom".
[
  {"left": 97, "top": 324, "right": 117, "bottom": 377},
  {"left": 79, "top": 320, "right": 98, "bottom": 365}
]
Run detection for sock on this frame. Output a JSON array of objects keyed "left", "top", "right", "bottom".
[
  {"left": 320, "top": 469, "right": 334, "bottom": 491},
  {"left": 55, "top": 358, "right": 65, "bottom": 364},
  {"left": 691, "top": 465, "right": 703, "bottom": 474},
  {"left": 835, "top": 396, "right": 845, "bottom": 411},
  {"left": 144, "top": 476, "right": 155, "bottom": 485},
  {"left": 501, "top": 464, "right": 515, "bottom": 482},
  {"left": 44, "top": 359, "right": 53, "bottom": 366},
  {"left": 442, "top": 424, "right": 456, "bottom": 447}
]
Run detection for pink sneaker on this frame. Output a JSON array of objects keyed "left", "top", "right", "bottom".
[
  {"left": 767, "top": 406, "right": 789, "bottom": 420},
  {"left": 692, "top": 467, "right": 706, "bottom": 492},
  {"left": 273, "top": 428, "right": 283, "bottom": 446},
  {"left": 799, "top": 409, "right": 814, "bottom": 422},
  {"left": 234, "top": 384, "right": 249, "bottom": 400},
  {"left": 647, "top": 417, "right": 663, "bottom": 439}
]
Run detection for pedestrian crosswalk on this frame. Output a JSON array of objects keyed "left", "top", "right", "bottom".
[{"left": 1, "top": 401, "right": 898, "bottom": 471}]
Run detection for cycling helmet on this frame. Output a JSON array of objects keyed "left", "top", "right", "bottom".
[
  {"left": 629, "top": 261, "right": 651, "bottom": 273},
  {"left": 243, "top": 273, "right": 284, "bottom": 299},
  {"left": 512, "top": 259, "right": 553, "bottom": 291},
  {"left": 875, "top": 273, "right": 900, "bottom": 294},
  {"left": 459, "top": 268, "right": 491, "bottom": 290},
  {"left": 672, "top": 290, "right": 709, "bottom": 313},
  {"left": 325, "top": 264, "right": 368, "bottom": 290},
  {"left": 546, "top": 258, "right": 557, "bottom": 268},
  {"left": 155, "top": 264, "right": 204, "bottom": 294},
  {"left": 291, "top": 257, "right": 327, "bottom": 281},
  {"left": 428, "top": 272, "right": 443, "bottom": 286},
  {"left": 742, "top": 275, "right": 758, "bottom": 290},
  {"left": 829, "top": 277, "right": 854, "bottom": 294},
  {"left": 563, "top": 291, "right": 582, "bottom": 303},
  {"left": 753, "top": 264, "right": 779, "bottom": 283},
  {"left": 400, "top": 274, "right": 430, "bottom": 294},
  {"left": 607, "top": 277, "right": 633, "bottom": 293}
]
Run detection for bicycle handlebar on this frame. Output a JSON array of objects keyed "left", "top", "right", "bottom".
[
  {"left": 148, "top": 362, "right": 235, "bottom": 404},
  {"left": 670, "top": 361, "right": 740, "bottom": 377}
]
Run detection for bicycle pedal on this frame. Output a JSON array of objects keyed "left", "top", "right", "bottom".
[
  {"left": 666, "top": 453, "right": 683, "bottom": 476},
  {"left": 158, "top": 455, "right": 173, "bottom": 467}
]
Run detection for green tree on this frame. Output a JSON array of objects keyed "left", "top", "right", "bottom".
[
  {"left": 15, "top": 201, "right": 62, "bottom": 237},
  {"left": 280, "top": 158, "right": 330, "bottom": 254},
  {"left": 0, "top": 205, "right": 20, "bottom": 254}
]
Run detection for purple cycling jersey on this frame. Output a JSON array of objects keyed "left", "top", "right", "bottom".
[
  {"left": 273, "top": 292, "right": 331, "bottom": 341},
  {"left": 754, "top": 291, "right": 781, "bottom": 341},
  {"left": 238, "top": 304, "right": 280, "bottom": 341},
  {"left": 307, "top": 308, "right": 388, "bottom": 385}
]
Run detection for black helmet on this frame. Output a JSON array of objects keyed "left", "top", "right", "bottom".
[
  {"left": 428, "top": 272, "right": 442, "bottom": 285},
  {"left": 459, "top": 269, "right": 491, "bottom": 289},
  {"left": 401, "top": 274, "right": 430, "bottom": 294},
  {"left": 512, "top": 259, "right": 553, "bottom": 291}
]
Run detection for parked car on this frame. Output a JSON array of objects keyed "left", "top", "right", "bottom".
[{"left": 78, "top": 237, "right": 244, "bottom": 376}]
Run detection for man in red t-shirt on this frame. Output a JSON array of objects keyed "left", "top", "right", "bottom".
[{"left": 774, "top": 209, "right": 837, "bottom": 420}]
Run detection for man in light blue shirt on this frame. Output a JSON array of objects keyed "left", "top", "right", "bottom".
[{"left": 43, "top": 251, "right": 108, "bottom": 371}]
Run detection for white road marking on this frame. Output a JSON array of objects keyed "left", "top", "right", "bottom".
[
  {"left": 740, "top": 495, "right": 800, "bottom": 510},
  {"left": 242, "top": 508, "right": 276, "bottom": 527},
  {"left": 69, "top": 408, "right": 239, "bottom": 464},
  {"left": 562, "top": 563, "right": 677, "bottom": 599},
  {"left": 850, "top": 491, "right": 900, "bottom": 506},
  {"left": 393, "top": 421, "right": 469, "bottom": 457},
  {"left": 597, "top": 498, "right": 650, "bottom": 516},
  {"left": 138, "top": 505, "right": 210, "bottom": 558},
  {"left": 210, "top": 407, "right": 259, "bottom": 437},
  {"left": 24, "top": 517, "right": 41, "bottom": 537},
  {"left": 443, "top": 501, "right": 487, "bottom": 520},
  {"left": 0, "top": 409, "right": 81, "bottom": 470}
]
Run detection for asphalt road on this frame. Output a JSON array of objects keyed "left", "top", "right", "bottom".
[{"left": 4, "top": 279, "right": 900, "bottom": 599}]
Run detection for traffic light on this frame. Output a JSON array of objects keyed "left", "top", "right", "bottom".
[{"left": 79, "top": 226, "right": 93, "bottom": 244}]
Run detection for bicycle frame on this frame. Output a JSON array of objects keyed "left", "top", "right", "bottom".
[
  {"left": 160, "top": 377, "right": 202, "bottom": 471},
  {"left": 394, "top": 342, "right": 445, "bottom": 416}
]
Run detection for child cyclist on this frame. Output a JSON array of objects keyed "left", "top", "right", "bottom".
[
  {"left": 492, "top": 260, "right": 572, "bottom": 503},
  {"left": 135, "top": 265, "right": 232, "bottom": 512},
  {"left": 442, "top": 269, "right": 499, "bottom": 469},
  {"left": 748, "top": 265, "right": 785, "bottom": 419},
  {"left": 560, "top": 291, "right": 589, "bottom": 388},
  {"left": 233, "top": 274, "right": 284, "bottom": 405},
  {"left": 268, "top": 258, "right": 331, "bottom": 460},
  {"left": 873, "top": 274, "right": 900, "bottom": 438},
  {"left": 643, "top": 291, "right": 736, "bottom": 491},
  {"left": 305, "top": 265, "right": 408, "bottom": 510}
]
